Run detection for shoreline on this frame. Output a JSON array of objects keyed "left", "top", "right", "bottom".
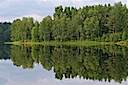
[{"left": 4, "top": 40, "right": 114, "bottom": 47}]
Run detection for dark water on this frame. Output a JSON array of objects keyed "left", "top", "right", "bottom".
[{"left": 0, "top": 45, "right": 128, "bottom": 85}]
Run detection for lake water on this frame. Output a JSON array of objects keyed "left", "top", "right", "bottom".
[{"left": 0, "top": 44, "right": 128, "bottom": 85}]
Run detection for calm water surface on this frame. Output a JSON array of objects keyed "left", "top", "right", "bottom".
[{"left": 0, "top": 45, "right": 128, "bottom": 85}]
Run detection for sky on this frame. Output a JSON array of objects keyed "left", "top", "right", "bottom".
[
  {"left": 0, "top": 0, "right": 127, "bottom": 22},
  {"left": 0, "top": 60, "right": 128, "bottom": 85}
]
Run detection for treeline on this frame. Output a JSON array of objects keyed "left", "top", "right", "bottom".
[
  {"left": 0, "top": 22, "right": 11, "bottom": 41},
  {"left": 11, "top": 2, "right": 128, "bottom": 42},
  {"left": 10, "top": 45, "right": 128, "bottom": 83}
]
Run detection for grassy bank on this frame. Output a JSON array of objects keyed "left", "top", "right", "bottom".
[
  {"left": 115, "top": 40, "right": 128, "bottom": 46},
  {"left": 5, "top": 40, "right": 114, "bottom": 47}
]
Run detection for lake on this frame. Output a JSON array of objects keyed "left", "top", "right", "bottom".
[{"left": 0, "top": 44, "right": 128, "bottom": 85}]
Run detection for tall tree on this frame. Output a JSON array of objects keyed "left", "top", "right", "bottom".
[
  {"left": 83, "top": 16, "right": 100, "bottom": 40},
  {"left": 39, "top": 16, "right": 52, "bottom": 41},
  {"left": 32, "top": 21, "right": 39, "bottom": 42}
]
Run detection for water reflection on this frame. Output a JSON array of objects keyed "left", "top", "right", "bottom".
[
  {"left": 0, "top": 45, "right": 10, "bottom": 60},
  {"left": 8, "top": 45, "right": 128, "bottom": 83}
]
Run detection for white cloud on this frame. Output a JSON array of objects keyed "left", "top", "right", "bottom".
[
  {"left": 126, "top": 0, "right": 128, "bottom": 7},
  {"left": 17, "top": 14, "right": 44, "bottom": 22},
  {"left": 0, "top": 0, "right": 127, "bottom": 22},
  {"left": 0, "top": 14, "right": 44, "bottom": 22}
]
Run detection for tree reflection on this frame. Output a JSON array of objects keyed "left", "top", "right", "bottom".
[
  {"left": 11, "top": 45, "right": 33, "bottom": 68},
  {"left": 10, "top": 45, "right": 128, "bottom": 83},
  {"left": 0, "top": 45, "right": 10, "bottom": 60}
]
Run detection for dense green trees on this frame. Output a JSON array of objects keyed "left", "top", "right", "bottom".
[
  {"left": 83, "top": 16, "right": 100, "bottom": 40},
  {"left": 10, "top": 2, "right": 128, "bottom": 42},
  {"left": 39, "top": 16, "right": 53, "bottom": 41},
  {"left": 0, "top": 22, "right": 11, "bottom": 41},
  {"left": 32, "top": 21, "right": 39, "bottom": 42},
  {"left": 11, "top": 17, "right": 34, "bottom": 41}
]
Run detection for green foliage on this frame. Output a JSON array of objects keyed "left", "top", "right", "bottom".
[
  {"left": 99, "top": 33, "right": 122, "bottom": 42},
  {"left": 10, "top": 2, "right": 128, "bottom": 42},
  {"left": 11, "top": 17, "right": 34, "bottom": 41},
  {"left": 83, "top": 16, "right": 100, "bottom": 40},
  {"left": 32, "top": 21, "right": 39, "bottom": 42},
  {"left": 0, "top": 22, "right": 11, "bottom": 41},
  {"left": 39, "top": 16, "right": 52, "bottom": 41}
]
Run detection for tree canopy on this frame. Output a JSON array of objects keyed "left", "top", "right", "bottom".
[
  {"left": 0, "top": 22, "right": 11, "bottom": 41},
  {"left": 10, "top": 2, "right": 128, "bottom": 42}
]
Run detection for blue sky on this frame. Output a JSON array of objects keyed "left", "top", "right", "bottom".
[{"left": 0, "top": 0, "right": 127, "bottom": 22}]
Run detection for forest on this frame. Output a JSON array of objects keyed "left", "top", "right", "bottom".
[
  {"left": 1, "top": 2, "right": 128, "bottom": 82},
  {"left": 0, "top": 22, "right": 11, "bottom": 42},
  {"left": 10, "top": 2, "right": 128, "bottom": 43}
]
